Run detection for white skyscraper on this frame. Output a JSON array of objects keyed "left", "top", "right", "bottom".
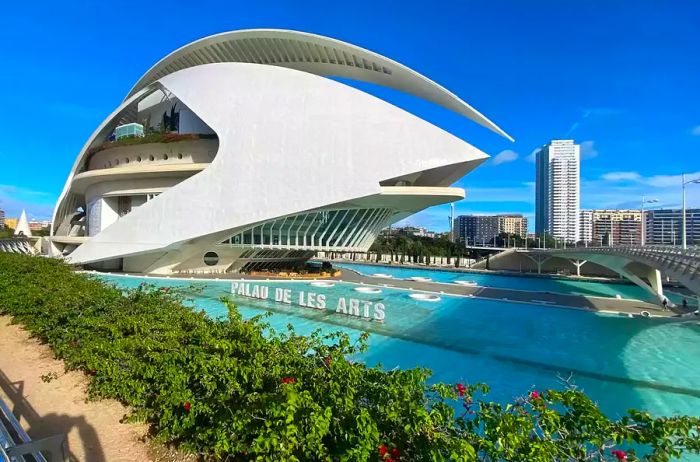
[{"left": 535, "top": 140, "right": 580, "bottom": 243}]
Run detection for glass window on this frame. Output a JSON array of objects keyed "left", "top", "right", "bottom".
[{"left": 203, "top": 252, "right": 219, "bottom": 266}]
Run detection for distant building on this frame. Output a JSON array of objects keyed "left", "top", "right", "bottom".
[
  {"left": 4, "top": 217, "right": 17, "bottom": 230},
  {"left": 579, "top": 210, "right": 593, "bottom": 244},
  {"left": 580, "top": 210, "right": 642, "bottom": 246},
  {"left": 498, "top": 215, "right": 528, "bottom": 238},
  {"left": 28, "top": 220, "right": 51, "bottom": 231},
  {"left": 645, "top": 209, "right": 700, "bottom": 245},
  {"left": 535, "top": 140, "right": 580, "bottom": 242},
  {"left": 0, "top": 209, "right": 4, "bottom": 229},
  {"left": 383, "top": 225, "right": 437, "bottom": 239},
  {"left": 453, "top": 214, "right": 527, "bottom": 246}
]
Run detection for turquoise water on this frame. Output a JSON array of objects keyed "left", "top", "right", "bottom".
[
  {"left": 97, "top": 273, "right": 700, "bottom": 425},
  {"left": 337, "top": 262, "right": 680, "bottom": 303}
]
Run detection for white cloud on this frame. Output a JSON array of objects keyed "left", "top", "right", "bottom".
[
  {"left": 600, "top": 171, "right": 641, "bottom": 181},
  {"left": 525, "top": 148, "right": 540, "bottom": 163},
  {"left": 599, "top": 171, "right": 700, "bottom": 187},
  {"left": 691, "top": 125, "right": 700, "bottom": 136},
  {"left": 583, "top": 170, "right": 700, "bottom": 210},
  {"left": 580, "top": 140, "right": 599, "bottom": 159},
  {"left": 492, "top": 149, "right": 518, "bottom": 165}
]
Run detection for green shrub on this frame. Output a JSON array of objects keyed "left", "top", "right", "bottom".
[{"left": 0, "top": 253, "right": 698, "bottom": 461}]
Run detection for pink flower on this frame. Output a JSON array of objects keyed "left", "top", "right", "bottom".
[
  {"left": 456, "top": 383, "right": 466, "bottom": 397},
  {"left": 611, "top": 449, "right": 627, "bottom": 461},
  {"left": 529, "top": 390, "right": 540, "bottom": 400}
]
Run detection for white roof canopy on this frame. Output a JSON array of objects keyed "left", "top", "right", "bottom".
[{"left": 126, "top": 29, "right": 512, "bottom": 141}]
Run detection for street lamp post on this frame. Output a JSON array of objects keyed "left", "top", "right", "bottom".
[
  {"left": 641, "top": 196, "right": 659, "bottom": 246},
  {"left": 682, "top": 174, "right": 700, "bottom": 250}
]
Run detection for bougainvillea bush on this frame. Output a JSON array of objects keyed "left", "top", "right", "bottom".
[{"left": 0, "top": 253, "right": 698, "bottom": 461}]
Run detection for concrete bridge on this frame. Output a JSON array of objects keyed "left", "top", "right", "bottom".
[
  {"left": 0, "top": 238, "right": 39, "bottom": 255},
  {"left": 521, "top": 245, "right": 700, "bottom": 304}
]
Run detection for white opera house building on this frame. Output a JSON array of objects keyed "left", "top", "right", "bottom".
[{"left": 50, "top": 29, "right": 510, "bottom": 274}]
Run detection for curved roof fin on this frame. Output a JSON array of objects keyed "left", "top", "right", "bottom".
[{"left": 126, "top": 29, "right": 513, "bottom": 141}]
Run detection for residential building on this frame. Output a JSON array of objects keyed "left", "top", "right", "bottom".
[
  {"left": 4, "top": 218, "right": 17, "bottom": 230},
  {"left": 645, "top": 209, "right": 700, "bottom": 246},
  {"left": 579, "top": 210, "right": 593, "bottom": 244},
  {"left": 453, "top": 215, "right": 499, "bottom": 246},
  {"left": 28, "top": 220, "right": 51, "bottom": 231},
  {"left": 381, "top": 226, "right": 437, "bottom": 239},
  {"left": 498, "top": 215, "right": 528, "bottom": 238},
  {"left": 0, "top": 209, "right": 4, "bottom": 229},
  {"left": 535, "top": 139, "right": 580, "bottom": 242},
  {"left": 50, "top": 29, "right": 510, "bottom": 274},
  {"left": 453, "top": 214, "right": 527, "bottom": 246},
  {"left": 580, "top": 210, "right": 642, "bottom": 246}
]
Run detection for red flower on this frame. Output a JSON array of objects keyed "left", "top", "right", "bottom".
[
  {"left": 391, "top": 447, "right": 399, "bottom": 458},
  {"left": 378, "top": 444, "right": 388, "bottom": 457},
  {"left": 611, "top": 449, "right": 627, "bottom": 461},
  {"left": 529, "top": 390, "right": 540, "bottom": 400},
  {"left": 183, "top": 401, "right": 191, "bottom": 412},
  {"left": 385, "top": 458, "right": 393, "bottom": 462},
  {"left": 281, "top": 377, "right": 296, "bottom": 384},
  {"left": 456, "top": 383, "right": 466, "bottom": 396}
]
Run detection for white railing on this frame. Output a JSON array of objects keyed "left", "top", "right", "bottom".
[
  {"left": 0, "top": 238, "right": 36, "bottom": 255},
  {"left": 546, "top": 245, "right": 700, "bottom": 283}
]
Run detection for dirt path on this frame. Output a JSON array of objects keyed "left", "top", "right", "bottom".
[{"left": 0, "top": 315, "right": 158, "bottom": 461}]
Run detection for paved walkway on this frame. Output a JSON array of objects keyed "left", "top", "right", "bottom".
[{"left": 0, "top": 316, "right": 191, "bottom": 462}]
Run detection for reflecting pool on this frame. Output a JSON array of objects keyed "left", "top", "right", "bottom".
[{"left": 97, "top": 273, "right": 700, "bottom": 425}]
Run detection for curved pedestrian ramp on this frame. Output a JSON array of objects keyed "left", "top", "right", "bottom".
[{"left": 546, "top": 245, "right": 700, "bottom": 302}]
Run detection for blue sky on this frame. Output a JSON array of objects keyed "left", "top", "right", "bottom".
[{"left": 1, "top": 1, "right": 699, "bottom": 230}]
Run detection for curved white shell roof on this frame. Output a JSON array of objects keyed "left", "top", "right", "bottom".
[
  {"left": 126, "top": 29, "right": 512, "bottom": 141},
  {"left": 66, "top": 63, "right": 488, "bottom": 265}
]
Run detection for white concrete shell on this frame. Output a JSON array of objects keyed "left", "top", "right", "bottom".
[
  {"left": 126, "top": 29, "right": 512, "bottom": 141},
  {"left": 52, "top": 30, "right": 509, "bottom": 274}
]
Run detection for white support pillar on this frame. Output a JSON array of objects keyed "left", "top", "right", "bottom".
[
  {"left": 570, "top": 259, "right": 587, "bottom": 277},
  {"left": 523, "top": 253, "right": 551, "bottom": 274},
  {"left": 616, "top": 267, "right": 670, "bottom": 307},
  {"left": 647, "top": 267, "right": 664, "bottom": 301}
]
